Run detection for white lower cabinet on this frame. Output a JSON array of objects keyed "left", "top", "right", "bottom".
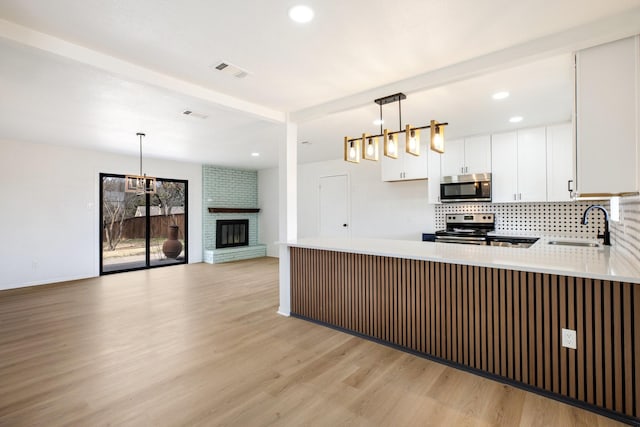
[{"left": 491, "top": 127, "right": 547, "bottom": 203}]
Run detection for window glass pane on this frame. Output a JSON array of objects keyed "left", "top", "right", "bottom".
[
  {"left": 149, "top": 180, "right": 186, "bottom": 267},
  {"left": 101, "top": 176, "right": 148, "bottom": 273}
]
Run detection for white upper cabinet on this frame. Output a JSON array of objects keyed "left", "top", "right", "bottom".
[
  {"left": 440, "top": 135, "right": 491, "bottom": 177},
  {"left": 516, "top": 127, "right": 547, "bottom": 202},
  {"left": 441, "top": 138, "right": 465, "bottom": 176},
  {"left": 381, "top": 150, "right": 405, "bottom": 181},
  {"left": 464, "top": 135, "right": 492, "bottom": 175},
  {"left": 491, "top": 128, "right": 547, "bottom": 203},
  {"left": 546, "top": 123, "right": 574, "bottom": 201},
  {"left": 381, "top": 137, "right": 428, "bottom": 181},
  {"left": 491, "top": 132, "right": 518, "bottom": 203},
  {"left": 576, "top": 35, "right": 639, "bottom": 196},
  {"left": 427, "top": 149, "right": 442, "bottom": 204}
]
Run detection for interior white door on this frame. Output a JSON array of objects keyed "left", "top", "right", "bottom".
[{"left": 319, "top": 175, "right": 350, "bottom": 238}]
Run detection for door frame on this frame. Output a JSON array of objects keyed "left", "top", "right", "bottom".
[
  {"left": 317, "top": 173, "right": 351, "bottom": 238},
  {"left": 99, "top": 173, "right": 189, "bottom": 275}
]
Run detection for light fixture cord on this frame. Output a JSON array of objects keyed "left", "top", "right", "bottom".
[
  {"left": 398, "top": 98, "right": 402, "bottom": 131},
  {"left": 379, "top": 103, "right": 383, "bottom": 134}
]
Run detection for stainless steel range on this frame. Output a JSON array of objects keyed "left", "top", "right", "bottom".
[
  {"left": 434, "top": 213, "right": 539, "bottom": 248},
  {"left": 435, "top": 213, "right": 495, "bottom": 245}
]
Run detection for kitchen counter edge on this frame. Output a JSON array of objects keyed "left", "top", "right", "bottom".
[{"left": 282, "top": 237, "right": 640, "bottom": 285}]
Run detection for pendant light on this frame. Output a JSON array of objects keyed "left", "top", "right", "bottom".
[
  {"left": 430, "top": 120, "right": 445, "bottom": 153},
  {"left": 405, "top": 124, "right": 420, "bottom": 156},
  {"left": 125, "top": 132, "right": 157, "bottom": 194},
  {"left": 343, "top": 93, "right": 448, "bottom": 163},
  {"left": 363, "top": 134, "right": 379, "bottom": 161},
  {"left": 344, "top": 136, "right": 361, "bottom": 163}
]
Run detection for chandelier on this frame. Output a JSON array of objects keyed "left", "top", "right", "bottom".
[
  {"left": 125, "top": 132, "right": 157, "bottom": 194},
  {"left": 344, "top": 92, "right": 447, "bottom": 163}
]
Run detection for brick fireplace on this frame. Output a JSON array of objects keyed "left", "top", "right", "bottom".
[{"left": 202, "top": 166, "right": 267, "bottom": 264}]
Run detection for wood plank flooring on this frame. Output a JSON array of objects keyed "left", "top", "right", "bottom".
[{"left": 0, "top": 258, "right": 628, "bottom": 426}]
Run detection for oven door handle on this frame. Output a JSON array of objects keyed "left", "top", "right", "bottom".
[{"left": 435, "top": 236, "right": 487, "bottom": 244}]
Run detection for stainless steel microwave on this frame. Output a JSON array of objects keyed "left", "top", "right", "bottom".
[{"left": 440, "top": 173, "right": 492, "bottom": 203}]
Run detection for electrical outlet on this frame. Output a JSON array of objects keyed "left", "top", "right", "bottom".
[{"left": 562, "top": 328, "right": 577, "bottom": 349}]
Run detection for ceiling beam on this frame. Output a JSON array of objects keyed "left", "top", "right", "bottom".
[
  {"left": 0, "top": 18, "right": 286, "bottom": 124},
  {"left": 291, "top": 7, "right": 640, "bottom": 123}
]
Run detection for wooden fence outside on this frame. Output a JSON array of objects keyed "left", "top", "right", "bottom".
[{"left": 108, "top": 214, "right": 185, "bottom": 240}]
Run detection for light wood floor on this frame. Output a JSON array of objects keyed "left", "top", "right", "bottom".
[{"left": 0, "top": 258, "right": 628, "bottom": 426}]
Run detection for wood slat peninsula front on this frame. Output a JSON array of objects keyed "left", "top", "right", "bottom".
[{"left": 290, "top": 247, "right": 640, "bottom": 424}]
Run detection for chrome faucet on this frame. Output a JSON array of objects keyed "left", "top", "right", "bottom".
[{"left": 581, "top": 205, "right": 611, "bottom": 246}]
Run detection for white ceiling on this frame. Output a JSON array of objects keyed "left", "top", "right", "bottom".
[{"left": 0, "top": 1, "right": 639, "bottom": 168}]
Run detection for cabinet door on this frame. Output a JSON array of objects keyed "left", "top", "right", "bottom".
[
  {"left": 576, "top": 36, "right": 638, "bottom": 195},
  {"left": 403, "top": 138, "right": 429, "bottom": 180},
  {"left": 547, "top": 123, "right": 574, "bottom": 201},
  {"left": 517, "top": 127, "right": 547, "bottom": 202},
  {"left": 464, "top": 135, "right": 492, "bottom": 174},
  {"left": 440, "top": 138, "right": 465, "bottom": 176},
  {"left": 381, "top": 152, "right": 405, "bottom": 181},
  {"left": 427, "top": 149, "right": 442, "bottom": 204},
  {"left": 491, "top": 132, "right": 518, "bottom": 203}
]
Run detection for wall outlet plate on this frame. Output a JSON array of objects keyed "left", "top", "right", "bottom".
[{"left": 562, "top": 328, "right": 577, "bottom": 349}]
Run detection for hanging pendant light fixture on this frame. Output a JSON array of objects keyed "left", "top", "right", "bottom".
[
  {"left": 363, "top": 133, "right": 379, "bottom": 161},
  {"left": 344, "top": 136, "right": 361, "bottom": 163},
  {"left": 430, "top": 120, "right": 445, "bottom": 153},
  {"left": 125, "top": 132, "right": 157, "bottom": 194},
  {"left": 343, "top": 93, "right": 448, "bottom": 163},
  {"left": 406, "top": 124, "right": 420, "bottom": 156}
]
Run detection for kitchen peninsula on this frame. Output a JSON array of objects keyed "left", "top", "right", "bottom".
[{"left": 286, "top": 237, "right": 640, "bottom": 424}]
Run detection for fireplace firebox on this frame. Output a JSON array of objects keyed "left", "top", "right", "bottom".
[{"left": 216, "top": 219, "right": 249, "bottom": 249}]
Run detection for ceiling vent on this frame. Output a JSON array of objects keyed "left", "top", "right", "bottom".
[
  {"left": 182, "top": 110, "right": 208, "bottom": 119},
  {"left": 211, "top": 60, "right": 250, "bottom": 79}
]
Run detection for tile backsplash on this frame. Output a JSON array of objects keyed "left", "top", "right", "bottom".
[
  {"left": 435, "top": 202, "right": 608, "bottom": 237},
  {"left": 611, "top": 196, "right": 640, "bottom": 264}
]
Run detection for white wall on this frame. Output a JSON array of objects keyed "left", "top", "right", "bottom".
[
  {"left": 299, "top": 159, "right": 435, "bottom": 239},
  {"left": 0, "top": 139, "right": 202, "bottom": 291},
  {"left": 258, "top": 158, "right": 436, "bottom": 257},
  {"left": 258, "top": 167, "right": 279, "bottom": 257}
]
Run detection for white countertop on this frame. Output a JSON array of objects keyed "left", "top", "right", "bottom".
[{"left": 284, "top": 236, "right": 640, "bottom": 284}]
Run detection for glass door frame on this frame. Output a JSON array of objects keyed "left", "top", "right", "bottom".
[{"left": 99, "top": 173, "right": 189, "bottom": 275}]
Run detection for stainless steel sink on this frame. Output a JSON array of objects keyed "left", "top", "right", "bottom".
[
  {"left": 548, "top": 240, "right": 601, "bottom": 248},
  {"left": 487, "top": 236, "right": 539, "bottom": 248}
]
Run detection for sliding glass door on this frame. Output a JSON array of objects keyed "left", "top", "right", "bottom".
[{"left": 100, "top": 173, "right": 188, "bottom": 274}]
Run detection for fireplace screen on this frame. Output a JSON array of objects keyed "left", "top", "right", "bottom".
[{"left": 216, "top": 219, "right": 249, "bottom": 249}]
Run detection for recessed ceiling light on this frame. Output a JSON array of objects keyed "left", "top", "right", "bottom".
[
  {"left": 492, "top": 91, "right": 510, "bottom": 100},
  {"left": 373, "top": 119, "right": 384, "bottom": 126},
  {"left": 288, "top": 5, "right": 314, "bottom": 23},
  {"left": 251, "top": 152, "right": 260, "bottom": 157},
  {"left": 509, "top": 116, "right": 523, "bottom": 123}
]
